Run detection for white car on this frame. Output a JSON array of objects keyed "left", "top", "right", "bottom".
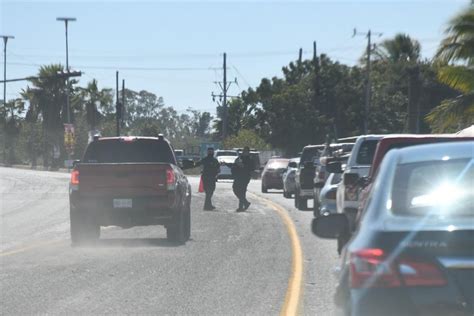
[
  {"left": 215, "top": 150, "right": 238, "bottom": 180},
  {"left": 335, "top": 135, "right": 384, "bottom": 218}
]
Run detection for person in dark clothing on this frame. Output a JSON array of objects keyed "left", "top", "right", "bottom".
[
  {"left": 195, "top": 147, "right": 220, "bottom": 210},
  {"left": 229, "top": 146, "right": 255, "bottom": 212}
]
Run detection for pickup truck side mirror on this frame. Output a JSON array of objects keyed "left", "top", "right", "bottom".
[
  {"left": 326, "top": 161, "right": 342, "bottom": 174},
  {"left": 344, "top": 172, "right": 359, "bottom": 186},
  {"left": 311, "top": 214, "right": 349, "bottom": 239},
  {"left": 181, "top": 159, "right": 195, "bottom": 170}
]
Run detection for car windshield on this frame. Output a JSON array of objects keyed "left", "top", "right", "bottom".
[
  {"left": 83, "top": 139, "right": 176, "bottom": 164},
  {"left": 391, "top": 158, "right": 474, "bottom": 217},
  {"left": 356, "top": 139, "right": 378, "bottom": 165}
]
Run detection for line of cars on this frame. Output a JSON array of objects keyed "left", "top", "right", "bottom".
[
  {"left": 259, "top": 133, "right": 473, "bottom": 315},
  {"left": 309, "top": 134, "right": 474, "bottom": 315}
]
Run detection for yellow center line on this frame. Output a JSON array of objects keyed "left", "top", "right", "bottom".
[
  {"left": 249, "top": 192, "right": 304, "bottom": 316},
  {"left": 0, "top": 240, "right": 63, "bottom": 257}
]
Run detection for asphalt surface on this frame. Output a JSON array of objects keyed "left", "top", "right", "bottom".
[{"left": 0, "top": 167, "right": 339, "bottom": 315}]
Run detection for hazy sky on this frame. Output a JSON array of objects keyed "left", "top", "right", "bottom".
[{"left": 0, "top": 0, "right": 469, "bottom": 115}]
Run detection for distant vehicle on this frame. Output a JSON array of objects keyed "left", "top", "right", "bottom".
[
  {"left": 215, "top": 150, "right": 238, "bottom": 158},
  {"left": 334, "top": 135, "right": 384, "bottom": 222},
  {"left": 313, "top": 145, "right": 353, "bottom": 209},
  {"left": 313, "top": 154, "right": 348, "bottom": 216},
  {"left": 283, "top": 157, "right": 300, "bottom": 198},
  {"left": 312, "top": 141, "right": 474, "bottom": 316},
  {"left": 314, "top": 172, "right": 341, "bottom": 217},
  {"left": 294, "top": 144, "right": 324, "bottom": 210},
  {"left": 261, "top": 158, "right": 289, "bottom": 193},
  {"left": 69, "top": 136, "right": 194, "bottom": 245},
  {"left": 174, "top": 149, "right": 184, "bottom": 167}
]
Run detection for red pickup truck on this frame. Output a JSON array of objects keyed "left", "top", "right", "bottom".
[{"left": 69, "top": 136, "right": 194, "bottom": 245}]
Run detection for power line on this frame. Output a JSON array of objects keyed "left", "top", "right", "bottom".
[{"left": 7, "top": 62, "right": 221, "bottom": 71}]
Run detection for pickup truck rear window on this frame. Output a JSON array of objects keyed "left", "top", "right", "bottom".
[
  {"left": 301, "top": 147, "right": 322, "bottom": 164},
  {"left": 356, "top": 140, "right": 378, "bottom": 165},
  {"left": 83, "top": 139, "right": 176, "bottom": 164}
]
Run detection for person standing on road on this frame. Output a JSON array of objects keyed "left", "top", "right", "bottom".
[
  {"left": 195, "top": 147, "right": 220, "bottom": 210},
  {"left": 229, "top": 146, "right": 255, "bottom": 212}
]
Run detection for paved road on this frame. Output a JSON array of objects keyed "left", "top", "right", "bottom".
[{"left": 0, "top": 167, "right": 339, "bottom": 315}]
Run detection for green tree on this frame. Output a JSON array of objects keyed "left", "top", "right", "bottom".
[
  {"left": 73, "top": 79, "right": 113, "bottom": 138},
  {"left": 22, "top": 64, "right": 76, "bottom": 167},
  {"left": 223, "top": 129, "right": 270, "bottom": 150},
  {"left": 427, "top": 5, "right": 474, "bottom": 132}
]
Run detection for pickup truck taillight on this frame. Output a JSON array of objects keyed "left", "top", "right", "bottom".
[
  {"left": 350, "top": 248, "right": 447, "bottom": 288},
  {"left": 70, "top": 169, "right": 80, "bottom": 185},
  {"left": 166, "top": 168, "right": 176, "bottom": 190}
]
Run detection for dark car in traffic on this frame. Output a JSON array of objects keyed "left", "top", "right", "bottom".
[
  {"left": 261, "top": 158, "right": 289, "bottom": 193},
  {"left": 313, "top": 141, "right": 474, "bottom": 316}
]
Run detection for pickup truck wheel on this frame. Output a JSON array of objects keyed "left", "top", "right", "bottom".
[
  {"left": 167, "top": 210, "right": 186, "bottom": 244},
  {"left": 297, "top": 196, "right": 307, "bottom": 210},
  {"left": 70, "top": 208, "right": 100, "bottom": 245},
  {"left": 184, "top": 202, "right": 191, "bottom": 241},
  {"left": 261, "top": 182, "right": 268, "bottom": 193}
]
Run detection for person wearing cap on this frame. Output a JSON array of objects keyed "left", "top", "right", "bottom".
[{"left": 195, "top": 147, "right": 220, "bottom": 210}]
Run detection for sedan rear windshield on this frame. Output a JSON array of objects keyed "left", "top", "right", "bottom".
[
  {"left": 83, "top": 139, "right": 176, "bottom": 164},
  {"left": 391, "top": 158, "right": 473, "bottom": 217}
]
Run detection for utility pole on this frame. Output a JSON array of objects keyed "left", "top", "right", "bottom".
[
  {"left": 223, "top": 53, "right": 227, "bottom": 139},
  {"left": 298, "top": 48, "right": 303, "bottom": 63},
  {"left": 56, "top": 17, "right": 76, "bottom": 125},
  {"left": 116, "top": 71, "right": 120, "bottom": 136},
  {"left": 313, "top": 41, "right": 317, "bottom": 61},
  {"left": 1, "top": 35, "right": 14, "bottom": 163},
  {"left": 353, "top": 28, "right": 382, "bottom": 134},
  {"left": 211, "top": 52, "right": 238, "bottom": 140},
  {"left": 121, "top": 79, "right": 125, "bottom": 127}
]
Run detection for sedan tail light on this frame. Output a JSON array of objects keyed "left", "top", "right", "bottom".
[{"left": 350, "top": 248, "right": 447, "bottom": 288}]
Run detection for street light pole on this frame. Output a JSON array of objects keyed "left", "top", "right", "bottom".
[
  {"left": 1, "top": 35, "right": 14, "bottom": 163},
  {"left": 56, "top": 17, "right": 76, "bottom": 124}
]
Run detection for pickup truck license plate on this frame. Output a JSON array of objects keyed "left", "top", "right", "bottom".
[{"left": 113, "top": 199, "right": 132, "bottom": 208}]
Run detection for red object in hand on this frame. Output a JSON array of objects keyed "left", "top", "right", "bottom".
[{"left": 198, "top": 176, "right": 204, "bottom": 193}]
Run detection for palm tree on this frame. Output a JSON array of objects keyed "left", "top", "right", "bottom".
[
  {"left": 373, "top": 34, "right": 422, "bottom": 132},
  {"left": 426, "top": 5, "right": 474, "bottom": 132},
  {"left": 374, "top": 33, "right": 421, "bottom": 63},
  {"left": 73, "top": 79, "right": 113, "bottom": 140},
  {"left": 22, "top": 64, "right": 72, "bottom": 167}
]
